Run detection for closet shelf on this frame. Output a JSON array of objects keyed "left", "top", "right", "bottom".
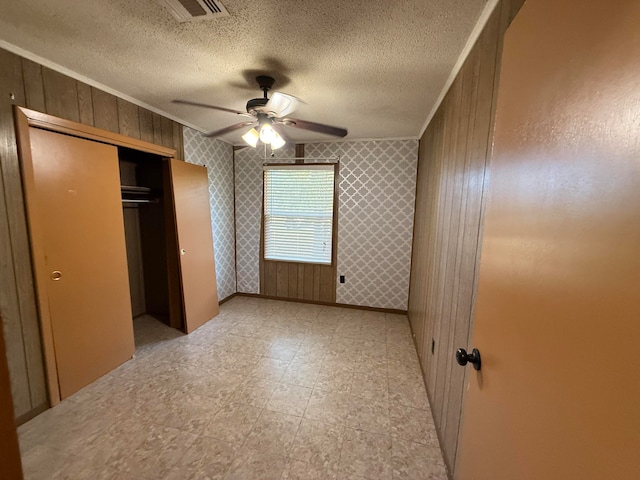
[{"left": 121, "top": 185, "right": 152, "bottom": 194}]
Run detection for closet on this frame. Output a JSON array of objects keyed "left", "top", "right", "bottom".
[
  {"left": 15, "top": 107, "right": 218, "bottom": 405},
  {"left": 120, "top": 149, "right": 180, "bottom": 328}
]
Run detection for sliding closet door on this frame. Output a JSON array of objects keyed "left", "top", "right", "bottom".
[
  {"left": 26, "top": 128, "right": 134, "bottom": 399},
  {"left": 168, "top": 158, "right": 219, "bottom": 333}
]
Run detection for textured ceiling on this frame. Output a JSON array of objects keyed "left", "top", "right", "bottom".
[{"left": 0, "top": 0, "right": 489, "bottom": 145}]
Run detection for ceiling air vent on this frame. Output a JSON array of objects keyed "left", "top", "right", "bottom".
[{"left": 158, "top": 0, "right": 229, "bottom": 22}]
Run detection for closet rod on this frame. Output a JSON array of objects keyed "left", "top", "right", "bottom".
[{"left": 121, "top": 198, "right": 158, "bottom": 204}]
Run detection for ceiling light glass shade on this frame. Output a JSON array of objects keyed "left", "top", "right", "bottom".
[
  {"left": 270, "top": 132, "right": 286, "bottom": 149},
  {"left": 259, "top": 123, "right": 276, "bottom": 144},
  {"left": 242, "top": 128, "right": 259, "bottom": 147}
]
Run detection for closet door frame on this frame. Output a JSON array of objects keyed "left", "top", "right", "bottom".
[{"left": 15, "top": 106, "right": 175, "bottom": 406}]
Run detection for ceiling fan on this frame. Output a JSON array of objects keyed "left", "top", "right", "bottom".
[{"left": 173, "top": 75, "right": 348, "bottom": 149}]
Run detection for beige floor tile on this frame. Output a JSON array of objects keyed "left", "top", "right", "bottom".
[
  {"left": 114, "top": 423, "right": 199, "bottom": 479},
  {"left": 315, "top": 368, "right": 354, "bottom": 394},
  {"left": 168, "top": 436, "right": 238, "bottom": 480},
  {"left": 289, "top": 418, "right": 344, "bottom": 473},
  {"left": 241, "top": 410, "right": 302, "bottom": 456},
  {"left": 265, "top": 383, "right": 313, "bottom": 416},
  {"left": 264, "top": 339, "right": 301, "bottom": 361},
  {"left": 391, "top": 437, "right": 448, "bottom": 480},
  {"left": 390, "top": 404, "right": 438, "bottom": 445},
  {"left": 339, "top": 428, "right": 393, "bottom": 480},
  {"left": 145, "top": 391, "right": 224, "bottom": 433},
  {"left": 18, "top": 298, "right": 444, "bottom": 480},
  {"left": 283, "top": 458, "right": 339, "bottom": 479},
  {"left": 350, "top": 370, "right": 389, "bottom": 397},
  {"left": 281, "top": 360, "right": 322, "bottom": 387},
  {"left": 203, "top": 401, "right": 261, "bottom": 446},
  {"left": 346, "top": 393, "right": 391, "bottom": 435},
  {"left": 20, "top": 445, "right": 79, "bottom": 480},
  {"left": 248, "top": 357, "right": 291, "bottom": 381},
  {"left": 228, "top": 377, "right": 278, "bottom": 408},
  {"left": 304, "top": 389, "right": 350, "bottom": 425},
  {"left": 18, "top": 397, "right": 117, "bottom": 456},
  {"left": 389, "top": 376, "right": 430, "bottom": 410},
  {"left": 224, "top": 452, "right": 287, "bottom": 480}
]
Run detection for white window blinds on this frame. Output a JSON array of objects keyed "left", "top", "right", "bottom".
[{"left": 263, "top": 164, "right": 335, "bottom": 264}]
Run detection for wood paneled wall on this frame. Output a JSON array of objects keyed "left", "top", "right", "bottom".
[
  {"left": 0, "top": 46, "right": 184, "bottom": 420},
  {"left": 0, "top": 314, "right": 23, "bottom": 479},
  {"left": 261, "top": 262, "right": 336, "bottom": 303},
  {"left": 407, "top": 0, "right": 523, "bottom": 475}
]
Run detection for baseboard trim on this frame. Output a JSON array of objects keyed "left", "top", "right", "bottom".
[
  {"left": 16, "top": 402, "right": 49, "bottom": 426},
  {"left": 233, "top": 292, "right": 407, "bottom": 315},
  {"left": 218, "top": 292, "right": 237, "bottom": 305}
]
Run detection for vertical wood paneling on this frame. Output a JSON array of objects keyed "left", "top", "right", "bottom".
[
  {"left": 91, "top": 88, "right": 119, "bottom": 133},
  {"left": 172, "top": 122, "right": 183, "bottom": 159},
  {"left": 152, "top": 112, "right": 163, "bottom": 145},
  {"left": 0, "top": 314, "right": 24, "bottom": 479},
  {"left": 0, "top": 48, "right": 34, "bottom": 415},
  {"left": 319, "top": 265, "right": 335, "bottom": 303},
  {"left": 262, "top": 261, "right": 336, "bottom": 303},
  {"left": 161, "top": 116, "right": 174, "bottom": 148},
  {"left": 304, "top": 265, "right": 315, "bottom": 300},
  {"left": 0, "top": 46, "right": 185, "bottom": 421},
  {"left": 297, "top": 265, "right": 305, "bottom": 300},
  {"left": 41, "top": 67, "right": 80, "bottom": 122},
  {"left": 117, "top": 99, "right": 140, "bottom": 139},
  {"left": 263, "top": 261, "right": 277, "bottom": 296},
  {"left": 288, "top": 264, "right": 298, "bottom": 298},
  {"left": 21, "top": 59, "right": 45, "bottom": 112},
  {"left": 139, "top": 108, "right": 154, "bottom": 143},
  {"left": 407, "top": 0, "right": 522, "bottom": 475},
  {"left": 76, "top": 82, "right": 94, "bottom": 126},
  {"left": 276, "top": 262, "right": 289, "bottom": 297},
  {"left": 313, "top": 265, "right": 321, "bottom": 300}
]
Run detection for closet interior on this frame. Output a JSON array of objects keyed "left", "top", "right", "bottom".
[{"left": 119, "top": 149, "right": 183, "bottom": 333}]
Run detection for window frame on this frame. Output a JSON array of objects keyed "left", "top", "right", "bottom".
[{"left": 261, "top": 162, "right": 339, "bottom": 267}]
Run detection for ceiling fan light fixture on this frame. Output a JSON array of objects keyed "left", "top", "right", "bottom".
[
  {"left": 259, "top": 123, "right": 276, "bottom": 144},
  {"left": 242, "top": 128, "right": 259, "bottom": 147},
  {"left": 271, "top": 132, "right": 286, "bottom": 150}
]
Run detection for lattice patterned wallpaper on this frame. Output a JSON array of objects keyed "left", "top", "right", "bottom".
[
  {"left": 234, "top": 140, "right": 418, "bottom": 310},
  {"left": 234, "top": 146, "right": 296, "bottom": 294},
  {"left": 307, "top": 141, "right": 418, "bottom": 310},
  {"left": 183, "top": 127, "right": 236, "bottom": 301}
]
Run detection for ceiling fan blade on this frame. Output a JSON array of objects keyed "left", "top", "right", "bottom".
[
  {"left": 283, "top": 118, "right": 348, "bottom": 137},
  {"left": 272, "top": 123, "right": 292, "bottom": 144},
  {"left": 204, "top": 122, "right": 256, "bottom": 138},
  {"left": 172, "top": 99, "right": 247, "bottom": 116},
  {"left": 264, "top": 92, "right": 300, "bottom": 118}
]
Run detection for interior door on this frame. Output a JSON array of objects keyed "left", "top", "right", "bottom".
[
  {"left": 27, "top": 128, "right": 135, "bottom": 399},
  {"left": 168, "top": 158, "right": 219, "bottom": 333},
  {"left": 455, "top": 1, "right": 640, "bottom": 479}
]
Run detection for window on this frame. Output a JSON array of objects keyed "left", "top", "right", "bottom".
[{"left": 263, "top": 164, "right": 336, "bottom": 264}]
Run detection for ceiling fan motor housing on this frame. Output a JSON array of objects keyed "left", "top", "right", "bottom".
[{"left": 246, "top": 97, "right": 269, "bottom": 113}]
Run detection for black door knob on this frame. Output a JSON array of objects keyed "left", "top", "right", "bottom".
[{"left": 456, "top": 348, "right": 482, "bottom": 371}]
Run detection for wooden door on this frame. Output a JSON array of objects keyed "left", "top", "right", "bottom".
[
  {"left": 24, "top": 128, "right": 135, "bottom": 400},
  {"left": 168, "top": 159, "right": 218, "bottom": 333},
  {"left": 455, "top": 1, "right": 640, "bottom": 479}
]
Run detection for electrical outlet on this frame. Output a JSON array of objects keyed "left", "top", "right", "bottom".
[{"left": 339, "top": 275, "right": 345, "bottom": 284}]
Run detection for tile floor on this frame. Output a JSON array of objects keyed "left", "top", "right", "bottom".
[{"left": 18, "top": 296, "right": 447, "bottom": 480}]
